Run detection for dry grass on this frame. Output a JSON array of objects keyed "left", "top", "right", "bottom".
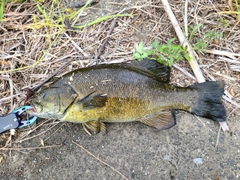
[{"left": 0, "top": 0, "right": 239, "bottom": 149}]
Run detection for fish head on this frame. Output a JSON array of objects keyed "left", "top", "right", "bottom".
[
  {"left": 30, "top": 87, "right": 62, "bottom": 119},
  {"left": 29, "top": 86, "right": 78, "bottom": 119}
]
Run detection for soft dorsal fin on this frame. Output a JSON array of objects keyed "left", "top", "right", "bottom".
[{"left": 129, "top": 59, "right": 170, "bottom": 83}]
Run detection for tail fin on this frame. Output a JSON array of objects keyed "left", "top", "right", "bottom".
[{"left": 190, "top": 81, "right": 226, "bottom": 122}]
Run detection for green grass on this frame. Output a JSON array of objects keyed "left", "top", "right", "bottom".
[
  {"left": 219, "top": 0, "right": 240, "bottom": 21},
  {"left": 25, "top": 0, "right": 131, "bottom": 31},
  {"left": 0, "top": 0, "right": 26, "bottom": 22},
  {"left": 0, "top": 0, "right": 4, "bottom": 22},
  {"left": 188, "top": 24, "right": 223, "bottom": 53}
]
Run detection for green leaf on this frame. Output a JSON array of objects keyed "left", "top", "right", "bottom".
[
  {"left": 137, "top": 42, "right": 144, "bottom": 54},
  {"left": 176, "top": 54, "right": 183, "bottom": 61},
  {"left": 167, "top": 38, "right": 176, "bottom": 45},
  {"left": 152, "top": 40, "right": 159, "bottom": 48},
  {"left": 157, "top": 56, "right": 165, "bottom": 64},
  {"left": 189, "top": 23, "right": 203, "bottom": 42},
  {"left": 0, "top": 0, "right": 4, "bottom": 22},
  {"left": 142, "top": 52, "right": 148, "bottom": 59},
  {"left": 184, "top": 53, "right": 191, "bottom": 61},
  {"left": 183, "top": 45, "right": 188, "bottom": 51},
  {"left": 172, "top": 45, "right": 181, "bottom": 50},
  {"left": 158, "top": 45, "right": 167, "bottom": 52},
  {"left": 133, "top": 53, "right": 141, "bottom": 59},
  {"left": 145, "top": 49, "right": 154, "bottom": 56}
]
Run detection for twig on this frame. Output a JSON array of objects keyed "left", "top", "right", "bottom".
[
  {"left": 218, "top": 57, "right": 240, "bottom": 64},
  {"left": 206, "top": 49, "right": 240, "bottom": 60},
  {"left": 43, "top": 123, "right": 66, "bottom": 142},
  {"left": 0, "top": 144, "right": 61, "bottom": 151},
  {"left": 215, "top": 125, "right": 222, "bottom": 148},
  {"left": 0, "top": 93, "right": 22, "bottom": 102},
  {"left": 16, "top": 121, "right": 60, "bottom": 143},
  {"left": 72, "top": 140, "right": 129, "bottom": 180},
  {"left": 223, "top": 95, "right": 240, "bottom": 108},
  {"left": 173, "top": 64, "right": 196, "bottom": 80},
  {"left": 184, "top": 0, "right": 188, "bottom": 37},
  {"left": 95, "top": 18, "right": 117, "bottom": 60},
  {"left": 9, "top": 73, "right": 14, "bottom": 111},
  {"left": 64, "top": 32, "right": 89, "bottom": 59},
  {"left": 72, "top": 0, "right": 100, "bottom": 8},
  {"left": 32, "top": 58, "right": 73, "bottom": 92}
]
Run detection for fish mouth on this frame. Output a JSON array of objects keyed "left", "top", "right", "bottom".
[
  {"left": 26, "top": 104, "right": 38, "bottom": 116},
  {"left": 31, "top": 104, "right": 37, "bottom": 113}
]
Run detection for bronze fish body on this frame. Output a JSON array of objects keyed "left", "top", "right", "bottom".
[{"left": 29, "top": 59, "right": 226, "bottom": 133}]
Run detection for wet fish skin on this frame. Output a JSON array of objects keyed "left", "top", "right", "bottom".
[{"left": 29, "top": 59, "right": 226, "bottom": 133}]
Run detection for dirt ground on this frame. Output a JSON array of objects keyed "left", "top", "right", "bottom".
[
  {"left": 0, "top": 114, "right": 239, "bottom": 180},
  {"left": 0, "top": 0, "right": 240, "bottom": 179}
]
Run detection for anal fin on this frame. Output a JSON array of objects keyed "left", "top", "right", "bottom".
[
  {"left": 140, "top": 110, "right": 176, "bottom": 130},
  {"left": 83, "top": 120, "right": 106, "bottom": 133}
]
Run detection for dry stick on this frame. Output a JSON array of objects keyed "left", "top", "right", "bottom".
[
  {"left": 72, "top": 140, "right": 129, "bottom": 180},
  {"left": 16, "top": 122, "right": 60, "bottom": 143},
  {"left": 64, "top": 32, "right": 89, "bottom": 59},
  {"left": 95, "top": 18, "right": 117, "bottom": 61},
  {"left": 206, "top": 49, "right": 240, "bottom": 60},
  {"left": 161, "top": 0, "right": 205, "bottom": 83},
  {"left": 0, "top": 144, "right": 61, "bottom": 151},
  {"left": 15, "top": 119, "right": 53, "bottom": 142},
  {"left": 32, "top": 58, "right": 73, "bottom": 92},
  {"left": 184, "top": 0, "right": 189, "bottom": 37},
  {"left": 161, "top": 0, "right": 229, "bottom": 131}
]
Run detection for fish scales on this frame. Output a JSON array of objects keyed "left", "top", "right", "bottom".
[{"left": 60, "top": 67, "right": 193, "bottom": 120}]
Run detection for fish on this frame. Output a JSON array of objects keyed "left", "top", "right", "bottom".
[{"left": 28, "top": 59, "right": 226, "bottom": 133}]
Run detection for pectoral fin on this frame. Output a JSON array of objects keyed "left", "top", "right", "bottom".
[
  {"left": 77, "top": 92, "right": 108, "bottom": 110},
  {"left": 140, "top": 110, "right": 176, "bottom": 130},
  {"left": 83, "top": 121, "right": 106, "bottom": 133}
]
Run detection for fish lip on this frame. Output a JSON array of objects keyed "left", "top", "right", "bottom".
[
  {"left": 31, "top": 104, "right": 37, "bottom": 113},
  {"left": 27, "top": 104, "right": 38, "bottom": 116}
]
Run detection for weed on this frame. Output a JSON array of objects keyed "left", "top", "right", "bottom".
[
  {"left": 220, "top": 17, "right": 230, "bottom": 27},
  {"left": 188, "top": 24, "right": 223, "bottom": 53},
  {"left": 133, "top": 42, "right": 152, "bottom": 60},
  {"left": 133, "top": 24, "right": 222, "bottom": 66},
  {"left": 133, "top": 39, "right": 190, "bottom": 66},
  {"left": 25, "top": 0, "right": 131, "bottom": 31}
]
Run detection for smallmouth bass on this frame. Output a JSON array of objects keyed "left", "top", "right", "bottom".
[{"left": 28, "top": 59, "right": 226, "bottom": 133}]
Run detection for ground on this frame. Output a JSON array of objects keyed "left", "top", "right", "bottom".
[{"left": 0, "top": 0, "right": 240, "bottom": 180}]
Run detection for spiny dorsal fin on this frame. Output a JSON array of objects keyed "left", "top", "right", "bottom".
[
  {"left": 139, "top": 110, "right": 176, "bottom": 130},
  {"left": 130, "top": 59, "right": 170, "bottom": 83}
]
